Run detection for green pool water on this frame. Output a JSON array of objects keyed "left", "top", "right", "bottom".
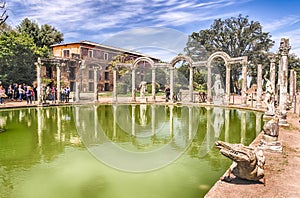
[{"left": 0, "top": 105, "right": 263, "bottom": 198}]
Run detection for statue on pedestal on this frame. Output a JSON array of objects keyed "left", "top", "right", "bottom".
[
  {"left": 258, "top": 116, "right": 282, "bottom": 152},
  {"left": 264, "top": 76, "right": 275, "bottom": 116}
]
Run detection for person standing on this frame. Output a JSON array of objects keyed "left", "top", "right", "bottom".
[
  {"left": 51, "top": 86, "right": 56, "bottom": 103},
  {"left": 18, "top": 84, "right": 24, "bottom": 102},
  {"left": 26, "top": 86, "right": 33, "bottom": 104},
  {"left": 0, "top": 85, "right": 7, "bottom": 104}
]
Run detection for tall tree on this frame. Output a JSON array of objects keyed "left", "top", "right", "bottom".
[
  {"left": 190, "top": 14, "right": 274, "bottom": 92},
  {"left": 17, "top": 18, "right": 64, "bottom": 57},
  {"left": 0, "top": 31, "right": 40, "bottom": 85}
]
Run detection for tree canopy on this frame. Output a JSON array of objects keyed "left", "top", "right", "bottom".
[
  {"left": 189, "top": 14, "right": 275, "bottom": 92},
  {"left": 0, "top": 18, "right": 64, "bottom": 86}
]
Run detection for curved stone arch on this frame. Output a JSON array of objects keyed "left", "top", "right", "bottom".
[
  {"left": 168, "top": 55, "right": 195, "bottom": 103},
  {"left": 85, "top": 61, "right": 103, "bottom": 70},
  {"left": 170, "top": 55, "right": 193, "bottom": 68},
  {"left": 133, "top": 56, "right": 155, "bottom": 68},
  {"left": 207, "top": 51, "right": 231, "bottom": 67}
]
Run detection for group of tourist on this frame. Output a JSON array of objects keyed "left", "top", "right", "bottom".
[
  {"left": 0, "top": 81, "right": 71, "bottom": 105},
  {"left": 0, "top": 82, "right": 37, "bottom": 105},
  {"left": 42, "top": 85, "right": 70, "bottom": 104}
]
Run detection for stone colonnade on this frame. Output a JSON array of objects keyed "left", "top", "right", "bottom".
[{"left": 114, "top": 53, "right": 248, "bottom": 106}]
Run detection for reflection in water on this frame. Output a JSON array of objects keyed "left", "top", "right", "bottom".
[{"left": 0, "top": 105, "right": 261, "bottom": 198}]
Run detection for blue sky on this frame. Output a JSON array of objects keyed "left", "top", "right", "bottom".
[{"left": 5, "top": 0, "right": 300, "bottom": 60}]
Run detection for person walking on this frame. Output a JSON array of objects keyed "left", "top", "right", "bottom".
[{"left": 0, "top": 85, "right": 7, "bottom": 104}]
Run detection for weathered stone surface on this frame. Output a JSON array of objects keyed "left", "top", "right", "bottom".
[{"left": 215, "top": 141, "right": 265, "bottom": 182}]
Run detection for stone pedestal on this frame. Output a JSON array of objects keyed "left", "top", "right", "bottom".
[{"left": 258, "top": 134, "right": 282, "bottom": 152}]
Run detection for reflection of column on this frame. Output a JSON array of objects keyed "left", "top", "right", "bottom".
[
  {"left": 256, "top": 64, "right": 262, "bottom": 108},
  {"left": 207, "top": 64, "right": 212, "bottom": 103},
  {"left": 75, "top": 106, "right": 80, "bottom": 124},
  {"left": 189, "top": 67, "right": 194, "bottom": 102},
  {"left": 225, "top": 64, "right": 231, "bottom": 105},
  {"left": 35, "top": 58, "right": 42, "bottom": 104},
  {"left": 188, "top": 106, "right": 193, "bottom": 140},
  {"left": 151, "top": 104, "right": 156, "bottom": 136},
  {"left": 57, "top": 64, "right": 62, "bottom": 103},
  {"left": 113, "top": 104, "right": 117, "bottom": 139},
  {"left": 93, "top": 105, "right": 98, "bottom": 138},
  {"left": 241, "top": 111, "right": 246, "bottom": 144},
  {"left": 241, "top": 62, "right": 248, "bottom": 106},
  {"left": 131, "top": 105, "right": 136, "bottom": 136},
  {"left": 131, "top": 68, "right": 136, "bottom": 102},
  {"left": 37, "top": 108, "right": 42, "bottom": 147},
  {"left": 169, "top": 105, "right": 174, "bottom": 136},
  {"left": 113, "top": 68, "right": 117, "bottom": 103},
  {"left": 93, "top": 66, "right": 99, "bottom": 102},
  {"left": 57, "top": 107, "right": 61, "bottom": 141},
  {"left": 206, "top": 107, "right": 212, "bottom": 150},
  {"left": 256, "top": 112, "right": 262, "bottom": 136},
  {"left": 225, "top": 109, "right": 230, "bottom": 142},
  {"left": 170, "top": 67, "right": 174, "bottom": 103},
  {"left": 151, "top": 67, "right": 156, "bottom": 101}
]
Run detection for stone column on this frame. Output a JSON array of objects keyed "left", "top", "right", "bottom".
[
  {"left": 56, "top": 63, "right": 62, "bottom": 103},
  {"left": 35, "top": 58, "right": 42, "bottom": 105},
  {"left": 241, "top": 62, "right": 248, "bottom": 106},
  {"left": 269, "top": 55, "right": 276, "bottom": 94},
  {"left": 169, "top": 66, "right": 174, "bottom": 103},
  {"left": 113, "top": 67, "right": 117, "bottom": 103},
  {"left": 225, "top": 64, "right": 231, "bottom": 105},
  {"left": 256, "top": 64, "right": 263, "bottom": 108},
  {"left": 207, "top": 64, "right": 212, "bottom": 104},
  {"left": 189, "top": 66, "right": 194, "bottom": 102},
  {"left": 131, "top": 67, "right": 136, "bottom": 102},
  {"left": 151, "top": 66, "right": 156, "bottom": 101},
  {"left": 278, "top": 38, "right": 290, "bottom": 126},
  {"left": 290, "top": 69, "right": 295, "bottom": 102},
  {"left": 93, "top": 66, "right": 99, "bottom": 102}
]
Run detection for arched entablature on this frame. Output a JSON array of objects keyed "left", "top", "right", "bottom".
[
  {"left": 170, "top": 55, "right": 193, "bottom": 68},
  {"left": 207, "top": 51, "right": 231, "bottom": 68},
  {"left": 133, "top": 56, "right": 155, "bottom": 68},
  {"left": 85, "top": 60, "right": 103, "bottom": 70}
]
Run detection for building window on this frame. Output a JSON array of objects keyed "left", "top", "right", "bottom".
[
  {"left": 104, "top": 53, "right": 108, "bottom": 60},
  {"left": 89, "top": 82, "right": 94, "bottom": 92},
  {"left": 89, "top": 70, "right": 94, "bottom": 79},
  {"left": 63, "top": 49, "right": 70, "bottom": 58},
  {"left": 70, "top": 82, "right": 75, "bottom": 92},
  {"left": 104, "top": 72, "right": 109, "bottom": 80},
  {"left": 88, "top": 50, "right": 93, "bottom": 58},
  {"left": 104, "top": 83, "right": 109, "bottom": 91}
]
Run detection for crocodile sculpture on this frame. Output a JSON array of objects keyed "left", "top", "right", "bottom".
[{"left": 215, "top": 141, "right": 265, "bottom": 183}]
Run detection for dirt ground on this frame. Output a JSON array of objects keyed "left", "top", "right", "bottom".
[{"left": 205, "top": 111, "right": 300, "bottom": 198}]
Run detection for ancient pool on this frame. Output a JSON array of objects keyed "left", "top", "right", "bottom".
[{"left": 0, "top": 105, "right": 263, "bottom": 198}]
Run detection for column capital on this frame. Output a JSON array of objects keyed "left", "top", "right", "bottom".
[
  {"left": 278, "top": 38, "right": 291, "bottom": 56},
  {"left": 269, "top": 54, "right": 277, "bottom": 63}
]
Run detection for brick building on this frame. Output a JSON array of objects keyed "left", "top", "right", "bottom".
[{"left": 46, "top": 40, "right": 159, "bottom": 93}]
